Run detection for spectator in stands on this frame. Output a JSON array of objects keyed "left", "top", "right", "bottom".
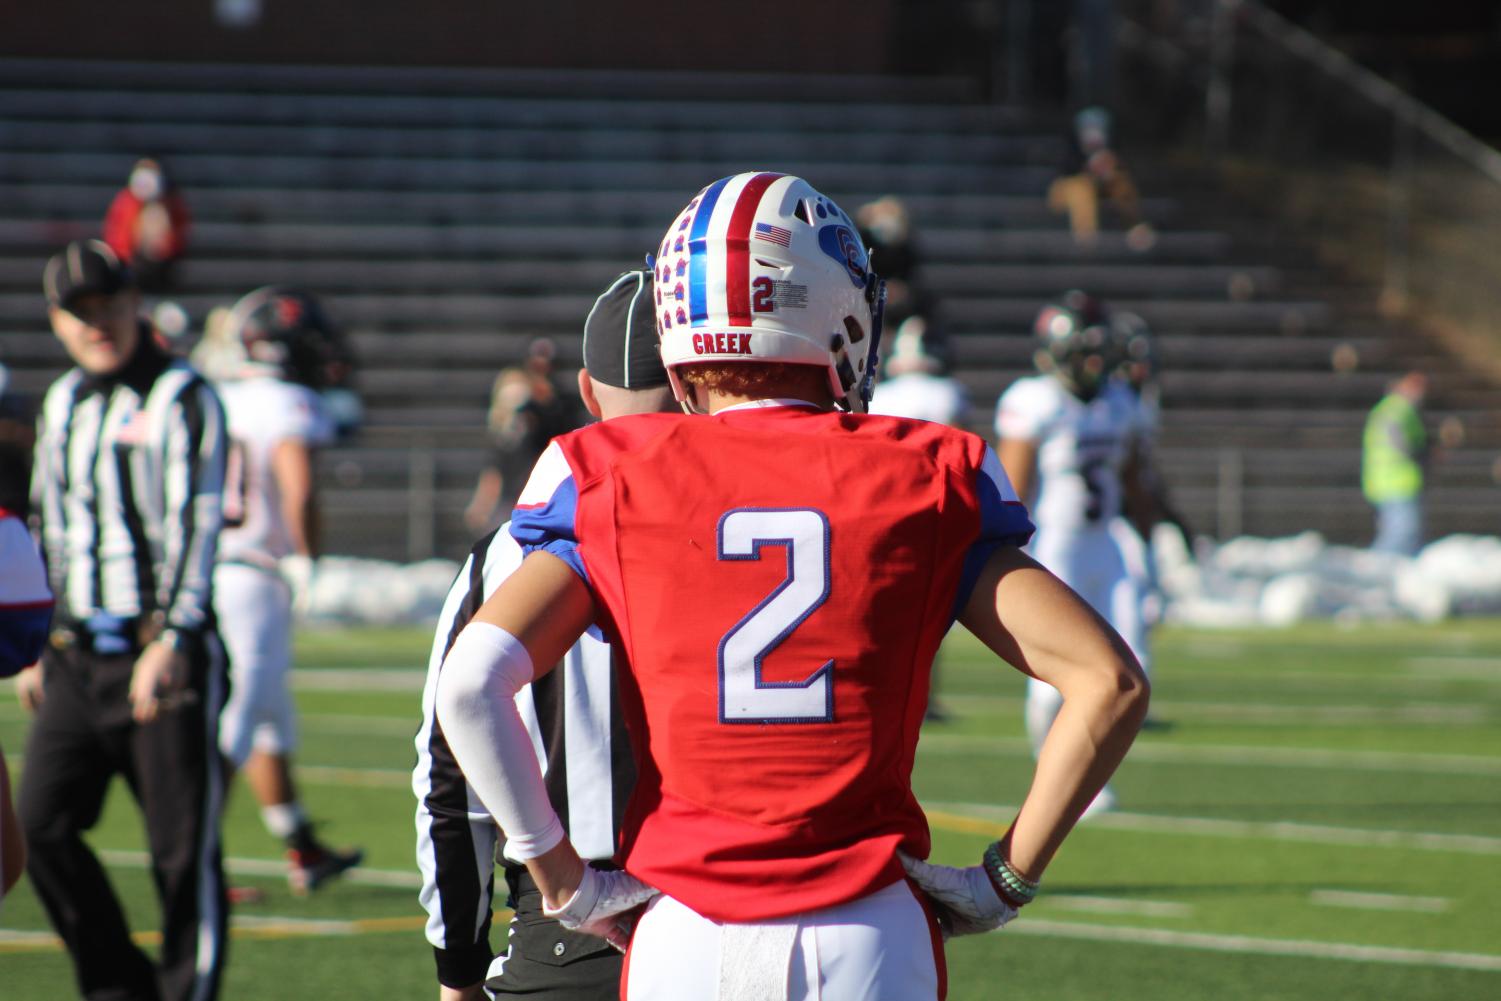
[
  {"left": 103, "top": 157, "right": 192, "bottom": 294},
  {"left": 856, "top": 196, "right": 931, "bottom": 336},
  {"left": 1363, "top": 371, "right": 1430, "bottom": 555},
  {"left": 464, "top": 339, "right": 584, "bottom": 534},
  {"left": 1048, "top": 107, "right": 1155, "bottom": 250}
]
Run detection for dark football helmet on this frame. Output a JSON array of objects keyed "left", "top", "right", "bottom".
[
  {"left": 222, "top": 286, "right": 353, "bottom": 391},
  {"left": 1032, "top": 290, "right": 1113, "bottom": 400}
]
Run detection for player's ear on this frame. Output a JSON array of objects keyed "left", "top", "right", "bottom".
[{"left": 577, "top": 368, "right": 603, "bottom": 419}]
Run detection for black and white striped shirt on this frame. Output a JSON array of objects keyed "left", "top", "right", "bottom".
[
  {"left": 413, "top": 526, "right": 635, "bottom": 988},
  {"left": 32, "top": 343, "right": 226, "bottom": 636}
]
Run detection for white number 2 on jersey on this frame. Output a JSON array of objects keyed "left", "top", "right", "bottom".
[{"left": 716, "top": 508, "right": 833, "bottom": 724}]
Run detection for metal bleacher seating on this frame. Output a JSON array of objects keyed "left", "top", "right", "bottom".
[{"left": 1, "top": 58, "right": 1496, "bottom": 559}]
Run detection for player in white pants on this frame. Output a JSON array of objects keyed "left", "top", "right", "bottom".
[
  {"left": 214, "top": 287, "right": 362, "bottom": 894},
  {"left": 996, "top": 292, "right": 1149, "bottom": 816},
  {"left": 625, "top": 880, "right": 942, "bottom": 1001}
]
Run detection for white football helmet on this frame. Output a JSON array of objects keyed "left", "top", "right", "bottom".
[{"left": 652, "top": 172, "right": 886, "bottom": 412}]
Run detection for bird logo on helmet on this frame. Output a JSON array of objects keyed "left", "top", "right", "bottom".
[
  {"left": 1032, "top": 290, "right": 1114, "bottom": 401},
  {"left": 653, "top": 172, "right": 886, "bottom": 412}
]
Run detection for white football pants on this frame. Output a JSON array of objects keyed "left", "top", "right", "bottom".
[
  {"left": 216, "top": 562, "right": 298, "bottom": 767},
  {"left": 624, "top": 879, "right": 943, "bottom": 1001}
]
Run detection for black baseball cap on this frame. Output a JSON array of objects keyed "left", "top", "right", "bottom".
[
  {"left": 582, "top": 270, "right": 668, "bottom": 390},
  {"left": 43, "top": 240, "right": 132, "bottom": 310}
]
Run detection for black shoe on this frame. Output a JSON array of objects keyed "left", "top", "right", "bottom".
[{"left": 286, "top": 844, "right": 364, "bottom": 896}]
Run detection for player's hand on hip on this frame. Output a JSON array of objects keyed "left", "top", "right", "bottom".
[
  {"left": 129, "top": 642, "right": 189, "bottom": 723},
  {"left": 14, "top": 665, "right": 44, "bottom": 714},
  {"left": 899, "top": 852, "right": 1018, "bottom": 938},
  {"left": 542, "top": 864, "right": 660, "bottom": 952},
  {"left": 280, "top": 554, "right": 316, "bottom": 618}
]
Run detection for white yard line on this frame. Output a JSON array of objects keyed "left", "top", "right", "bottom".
[
  {"left": 1144, "top": 703, "right": 1488, "bottom": 725},
  {"left": 917, "top": 733, "right": 1501, "bottom": 776},
  {"left": 1406, "top": 657, "right": 1501, "bottom": 681},
  {"left": 100, "top": 850, "right": 422, "bottom": 888},
  {"left": 924, "top": 801, "right": 1501, "bottom": 856},
  {"left": 1042, "top": 896, "right": 1193, "bottom": 919},
  {"left": 292, "top": 668, "right": 426, "bottom": 691},
  {"left": 1009, "top": 919, "right": 1501, "bottom": 971},
  {"left": 1310, "top": 890, "right": 1450, "bottom": 913}
]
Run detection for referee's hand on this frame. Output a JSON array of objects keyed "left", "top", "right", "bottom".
[
  {"left": 14, "top": 665, "right": 43, "bottom": 714},
  {"left": 129, "top": 643, "right": 189, "bottom": 723}
]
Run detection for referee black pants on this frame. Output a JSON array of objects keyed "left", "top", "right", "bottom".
[
  {"left": 487, "top": 866, "right": 624, "bottom": 1000},
  {"left": 18, "top": 641, "right": 229, "bottom": 1001}
]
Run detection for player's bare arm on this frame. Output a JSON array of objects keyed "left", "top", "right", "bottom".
[
  {"left": 996, "top": 436, "right": 1039, "bottom": 507},
  {"left": 959, "top": 544, "right": 1149, "bottom": 879},
  {"left": 271, "top": 437, "right": 320, "bottom": 558}
]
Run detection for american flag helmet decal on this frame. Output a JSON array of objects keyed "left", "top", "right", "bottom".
[{"left": 654, "top": 172, "right": 884, "bottom": 413}]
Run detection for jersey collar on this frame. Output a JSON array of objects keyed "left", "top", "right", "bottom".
[{"left": 715, "top": 398, "right": 823, "bottom": 414}]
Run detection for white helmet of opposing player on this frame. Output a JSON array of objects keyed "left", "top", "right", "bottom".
[{"left": 652, "top": 172, "right": 885, "bottom": 412}]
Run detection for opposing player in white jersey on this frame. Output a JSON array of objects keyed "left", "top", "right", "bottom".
[
  {"left": 869, "top": 317, "right": 966, "bottom": 427},
  {"left": 869, "top": 316, "right": 967, "bottom": 721},
  {"left": 215, "top": 287, "right": 362, "bottom": 893},
  {"left": 995, "top": 291, "right": 1149, "bottom": 815},
  {"left": 1107, "top": 313, "right": 1171, "bottom": 674}
]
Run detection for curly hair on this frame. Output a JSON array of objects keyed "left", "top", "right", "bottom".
[{"left": 676, "top": 362, "right": 830, "bottom": 402}]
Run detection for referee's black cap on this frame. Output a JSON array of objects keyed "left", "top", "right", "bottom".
[
  {"left": 582, "top": 270, "right": 667, "bottom": 390},
  {"left": 43, "top": 240, "right": 132, "bottom": 310}
]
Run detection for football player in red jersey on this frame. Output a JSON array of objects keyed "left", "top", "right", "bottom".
[{"left": 436, "top": 173, "right": 1148, "bottom": 1000}]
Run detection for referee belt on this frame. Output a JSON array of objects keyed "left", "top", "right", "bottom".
[{"left": 50, "top": 613, "right": 157, "bottom": 657}]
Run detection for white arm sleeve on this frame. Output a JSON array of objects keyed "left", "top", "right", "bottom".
[{"left": 434, "top": 622, "right": 566, "bottom": 860}]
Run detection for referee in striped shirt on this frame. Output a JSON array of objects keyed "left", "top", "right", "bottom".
[
  {"left": 415, "top": 270, "right": 670, "bottom": 1001},
  {"left": 16, "top": 240, "right": 230, "bottom": 1001}
]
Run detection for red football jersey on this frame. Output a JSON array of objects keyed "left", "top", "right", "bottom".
[{"left": 511, "top": 403, "right": 1032, "bottom": 921}]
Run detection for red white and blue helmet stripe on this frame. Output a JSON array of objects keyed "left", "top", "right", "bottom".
[{"left": 655, "top": 172, "right": 884, "bottom": 412}]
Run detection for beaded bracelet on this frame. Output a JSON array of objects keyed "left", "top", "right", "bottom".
[{"left": 982, "top": 840, "right": 1040, "bottom": 906}]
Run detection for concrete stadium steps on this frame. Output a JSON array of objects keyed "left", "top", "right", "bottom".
[
  {"left": 0, "top": 89, "right": 1004, "bottom": 133},
  {"left": 0, "top": 219, "right": 1237, "bottom": 265},
  {"left": 1, "top": 58, "right": 1497, "bottom": 552},
  {"left": 0, "top": 256, "right": 1276, "bottom": 299},
  {"left": 0, "top": 119, "right": 1061, "bottom": 167},
  {"left": 0, "top": 151, "right": 1061, "bottom": 197},
  {"left": 0, "top": 58, "right": 985, "bottom": 103},
  {"left": 0, "top": 185, "right": 1189, "bottom": 230}
]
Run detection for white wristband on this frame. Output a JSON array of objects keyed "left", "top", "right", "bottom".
[{"left": 434, "top": 622, "right": 564, "bottom": 859}]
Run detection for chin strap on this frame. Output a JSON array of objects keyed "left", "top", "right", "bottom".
[{"left": 856, "top": 273, "right": 888, "bottom": 412}]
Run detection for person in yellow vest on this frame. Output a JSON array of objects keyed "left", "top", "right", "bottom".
[{"left": 1362, "top": 371, "right": 1429, "bottom": 555}]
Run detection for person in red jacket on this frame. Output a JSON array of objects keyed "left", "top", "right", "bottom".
[{"left": 103, "top": 158, "right": 192, "bottom": 294}]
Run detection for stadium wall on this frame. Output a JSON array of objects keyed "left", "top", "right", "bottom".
[{"left": 0, "top": 1, "right": 897, "bottom": 72}]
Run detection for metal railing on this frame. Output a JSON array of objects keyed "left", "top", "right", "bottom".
[{"left": 1118, "top": 0, "right": 1501, "bottom": 382}]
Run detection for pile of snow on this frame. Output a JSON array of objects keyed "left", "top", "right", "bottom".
[
  {"left": 1156, "top": 527, "right": 1501, "bottom": 627},
  {"left": 302, "top": 556, "right": 462, "bottom": 626},
  {"left": 294, "top": 531, "right": 1500, "bottom": 630}
]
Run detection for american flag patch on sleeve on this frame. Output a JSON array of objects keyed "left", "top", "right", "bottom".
[{"left": 753, "top": 223, "right": 792, "bottom": 247}]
